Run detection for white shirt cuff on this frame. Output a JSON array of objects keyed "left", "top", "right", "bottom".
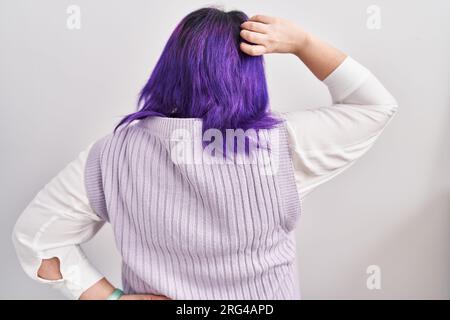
[
  {"left": 323, "top": 56, "right": 371, "bottom": 103},
  {"left": 39, "top": 246, "right": 104, "bottom": 300}
]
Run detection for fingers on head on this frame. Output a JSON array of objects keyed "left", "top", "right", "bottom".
[
  {"left": 240, "top": 29, "right": 266, "bottom": 45},
  {"left": 239, "top": 42, "right": 266, "bottom": 56},
  {"left": 238, "top": 14, "right": 275, "bottom": 56},
  {"left": 240, "top": 21, "right": 269, "bottom": 34},
  {"left": 249, "top": 14, "right": 275, "bottom": 24}
]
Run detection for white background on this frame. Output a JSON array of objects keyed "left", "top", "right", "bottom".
[{"left": 1, "top": 0, "right": 448, "bottom": 299}]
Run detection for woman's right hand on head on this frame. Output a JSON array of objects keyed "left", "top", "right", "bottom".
[{"left": 239, "top": 15, "right": 309, "bottom": 56}]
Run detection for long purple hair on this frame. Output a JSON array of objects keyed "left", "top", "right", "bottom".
[{"left": 116, "top": 7, "right": 280, "bottom": 142}]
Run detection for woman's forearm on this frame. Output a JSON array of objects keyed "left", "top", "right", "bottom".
[
  {"left": 38, "top": 257, "right": 115, "bottom": 299},
  {"left": 293, "top": 32, "right": 347, "bottom": 81},
  {"left": 79, "top": 278, "right": 116, "bottom": 300},
  {"left": 38, "top": 257, "right": 171, "bottom": 300}
]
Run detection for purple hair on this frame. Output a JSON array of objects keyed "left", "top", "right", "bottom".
[{"left": 116, "top": 7, "right": 280, "bottom": 149}]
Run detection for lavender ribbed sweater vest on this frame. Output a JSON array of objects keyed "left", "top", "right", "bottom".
[{"left": 84, "top": 116, "right": 301, "bottom": 299}]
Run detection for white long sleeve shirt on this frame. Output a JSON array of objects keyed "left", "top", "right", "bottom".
[{"left": 12, "top": 56, "right": 398, "bottom": 299}]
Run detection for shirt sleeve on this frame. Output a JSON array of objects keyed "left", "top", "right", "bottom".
[
  {"left": 12, "top": 143, "right": 106, "bottom": 300},
  {"left": 282, "top": 56, "right": 398, "bottom": 199}
]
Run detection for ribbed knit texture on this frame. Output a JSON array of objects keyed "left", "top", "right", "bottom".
[{"left": 84, "top": 116, "right": 301, "bottom": 299}]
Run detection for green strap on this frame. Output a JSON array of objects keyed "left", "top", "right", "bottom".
[{"left": 106, "top": 288, "right": 124, "bottom": 300}]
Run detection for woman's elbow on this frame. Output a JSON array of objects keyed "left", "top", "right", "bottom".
[
  {"left": 387, "top": 101, "right": 399, "bottom": 118},
  {"left": 11, "top": 217, "right": 28, "bottom": 252},
  {"left": 383, "top": 90, "right": 399, "bottom": 115}
]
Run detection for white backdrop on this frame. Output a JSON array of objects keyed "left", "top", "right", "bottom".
[{"left": 1, "top": 0, "right": 448, "bottom": 299}]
